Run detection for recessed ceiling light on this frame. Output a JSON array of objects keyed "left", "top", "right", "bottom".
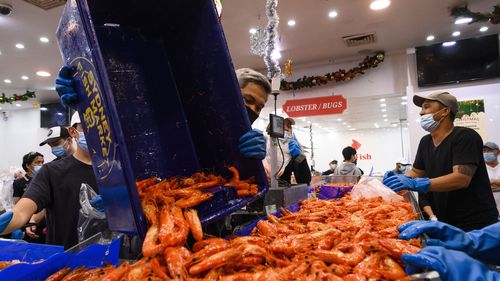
[
  {"left": 36, "top": 71, "right": 51, "bottom": 77},
  {"left": 307, "top": 121, "right": 311, "bottom": 124},
  {"left": 15, "top": 103, "right": 21, "bottom": 107},
  {"left": 452, "top": 31, "right": 461, "bottom": 37},
  {"left": 381, "top": 109, "right": 387, "bottom": 112},
  {"left": 380, "top": 103, "right": 386, "bottom": 107},
  {"left": 15, "top": 43, "right": 25, "bottom": 49},
  {"left": 40, "top": 37, "right": 49, "bottom": 43},
  {"left": 392, "top": 124, "right": 398, "bottom": 127},
  {"left": 370, "top": 0, "right": 391, "bottom": 10},
  {"left": 4, "top": 79, "right": 11, "bottom": 84},
  {"left": 384, "top": 119, "right": 388, "bottom": 122},
  {"left": 21, "top": 75, "right": 29, "bottom": 80},
  {"left": 313, "top": 122, "right": 319, "bottom": 126},
  {"left": 454, "top": 17, "right": 472, "bottom": 24},
  {"left": 249, "top": 28, "right": 257, "bottom": 35},
  {"left": 347, "top": 125, "right": 352, "bottom": 128},
  {"left": 328, "top": 11, "right": 338, "bottom": 18},
  {"left": 382, "top": 114, "right": 387, "bottom": 118},
  {"left": 442, "top": 41, "right": 456, "bottom": 47},
  {"left": 426, "top": 35, "right": 435, "bottom": 41},
  {"left": 342, "top": 122, "right": 347, "bottom": 125},
  {"left": 401, "top": 101, "right": 407, "bottom": 105},
  {"left": 374, "top": 123, "right": 379, "bottom": 128},
  {"left": 287, "top": 20, "right": 296, "bottom": 27},
  {"left": 479, "top": 26, "right": 488, "bottom": 32},
  {"left": 379, "top": 98, "right": 386, "bottom": 102},
  {"left": 40, "top": 107, "right": 48, "bottom": 111},
  {"left": 401, "top": 96, "right": 407, "bottom": 100},
  {"left": 337, "top": 118, "right": 342, "bottom": 121}
]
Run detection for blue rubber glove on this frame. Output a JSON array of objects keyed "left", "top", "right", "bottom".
[
  {"left": 383, "top": 174, "right": 430, "bottom": 192},
  {"left": 10, "top": 229, "right": 24, "bottom": 240},
  {"left": 55, "top": 66, "right": 78, "bottom": 109},
  {"left": 0, "top": 211, "right": 13, "bottom": 233},
  {"left": 382, "top": 170, "right": 396, "bottom": 182},
  {"left": 288, "top": 139, "right": 301, "bottom": 158},
  {"left": 90, "top": 195, "right": 105, "bottom": 213},
  {"left": 402, "top": 246, "right": 500, "bottom": 281},
  {"left": 238, "top": 129, "right": 266, "bottom": 160},
  {"left": 399, "top": 221, "right": 500, "bottom": 265}
]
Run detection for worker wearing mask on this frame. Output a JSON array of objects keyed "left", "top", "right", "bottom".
[
  {"left": 322, "top": 160, "right": 338, "bottom": 176},
  {"left": 384, "top": 92, "right": 498, "bottom": 231},
  {"left": 393, "top": 159, "right": 411, "bottom": 174},
  {"left": 39, "top": 126, "right": 76, "bottom": 160}
]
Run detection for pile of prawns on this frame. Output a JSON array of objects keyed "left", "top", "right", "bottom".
[{"left": 46, "top": 175, "right": 421, "bottom": 281}]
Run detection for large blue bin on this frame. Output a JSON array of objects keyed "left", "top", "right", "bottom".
[{"left": 56, "top": 0, "right": 268, "bottom": 238}]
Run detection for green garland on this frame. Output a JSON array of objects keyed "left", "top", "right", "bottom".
[
  {"left": 450, "top": 4, "right": 500, "bottom": 25},
  {"left": 0, "top": 91, "right": 36, "bottom": 104},
  {"left": 280, "top": 52, "right": 385, "bottom": 91}
]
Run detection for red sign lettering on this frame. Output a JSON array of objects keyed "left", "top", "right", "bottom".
[{"left": 283, "top": 95, "right": 347, "bottom": 117}]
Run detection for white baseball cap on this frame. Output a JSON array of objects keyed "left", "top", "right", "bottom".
[
  {"left": 397, "top": 159, "right": 411, "bottom": 165},
  {"left": 70, "top": 111, "right": 81, "bottom": 127}
]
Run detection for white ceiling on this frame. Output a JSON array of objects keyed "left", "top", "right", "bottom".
[{"left": 0, "top": 0, "right": 499, "bottom": 131}]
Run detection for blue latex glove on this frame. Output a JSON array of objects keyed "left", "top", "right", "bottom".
[
  {"left": 90, "top": 195, "right": 105, "bottom": 213},
  {"left": 288, "top": 139, "right": 301, "bottom": 158},
  {"left": 399, "top": 221, "right": 500, "bottom": 265},
  {"left": 238, "top": 129, "right": 266, "bottom": 160},
  {"left": 10, "top": 229, "right": 24, "bottom": 240},
  {"left": 383, "top": 174, "right": 430, "bottom": 192},
  {"left": 383, "top": 170, "right": 396, "bottom": 182},
  {"left": 0, "top": 211, "right": 13, "bottom": 233},
  {"left": 402, "top": 246, "right": 500, "bottom": 281},
  {"left": 55, "top": 66, "right": 78, "bottom": 109}
]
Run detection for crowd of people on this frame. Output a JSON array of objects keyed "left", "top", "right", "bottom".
[{"left": 0, "top": 65, "right": 498, "bottom": 280}]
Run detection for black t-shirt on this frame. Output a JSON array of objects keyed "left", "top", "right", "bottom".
[
  {"left": 23, "top": 155, "right": 98, "bottom": 249},
  {"left": 13, "top": 176, "right": 31, "bottom": 198},
  {"left": 414, "top": 127, "right": 498, "bottom": 231}
]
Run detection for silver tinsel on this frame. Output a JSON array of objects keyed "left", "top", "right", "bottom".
[
  {"left": 249, "top": 27, "right": 267, "bottom": 56},
  {"left": 264, "top": 0, "right": 281, "bottom": 79}
]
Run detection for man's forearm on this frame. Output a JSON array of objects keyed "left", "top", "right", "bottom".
[
  {"left": 1, "top": 198, "right": 38, "bottom": 234},
  {"left": 429, "top": 172, "right": 470, "bottom": 192}
]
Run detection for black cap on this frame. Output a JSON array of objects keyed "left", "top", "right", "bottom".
[{"left": 40, "top": 126, "right": 70, "bottom": 146}]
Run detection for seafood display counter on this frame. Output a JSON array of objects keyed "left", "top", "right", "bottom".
[{"left": 55, "top": 0, "right": 268, "bottom": 238}]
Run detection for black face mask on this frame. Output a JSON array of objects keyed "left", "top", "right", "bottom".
[{"left": 246, "top": 106, "right": 259, "bottom": 124}]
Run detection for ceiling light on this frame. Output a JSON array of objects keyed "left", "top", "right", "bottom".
[
  {"left": 380, "top": 103, "right": 386, "bottom": 107},
  {"left": 40, "top": 37, "right": 49, "bottom": 43},
  {"left": 442, "top": 41, "right": 456, "bottom": 47},
  {"left": 347, "top": 125, "right": 352, "bottom": 128},
  {"left": 287, "top": 20, "right": 296, "bottom": 27},
  {"left": 479, "top": 26, "right": 488, "bottom": 32},
  {"left": 381, "top": 109, "right": 387, "bottom": 112},
  {"left": 337, "top": 118, "right": 342, "bottom": 121},
  {"left": 401, "top": 101, "right": 407, "bottom": 105},
  {"left": 374, "top": 123, "right": 379, "bottom": 128},
  {"left": 249, "top": 28, "right": 257, "bottom": 34},
  {"left": 15, "top": 103, "right": 21, "bottom": 107},
  {"left": 401, "top": 96, "right": 407, "bottom": 100},
  {"left": 307, "top": 121, "right": 311, "bottom": 124},
  {"left": 382, "top": 114, "right": 387, "bottom": 117},
  {"left": 349, "top": 128, "right": 356, "bottom": 131},
  {"left": 370, "top": 0, "right": 391, "bottom": 10},
  {"left": 426, "top": 35, "right": 435, "bottom": 41},
  {"left": 21, "top": 75, "right": 29, "bottom": 80},
  {"left": 392, "top": 124, "right": 398, "bottom": 127},
  {"left": 36, "top": 71, "right": 51, "bottom": 77},
  {"left": 384, "top": 119, "right": 388, "bottom": 122},
  {"left": 15, "top": 43, "right": 25, "bottom": 49},
  {"left": 4, "top": 79, "right": 11, "bottom": 84},
  {"left": 40, "top": 107, "right": 48, "bottom": 111},
  {"left": 454, "top": 17, "right": 472, "bottom": 25},
  {"left": 342, "top": 122, "right": 347, "bottom": 125},
  {"left": 328, "top": 11, "right": 338, "bottom": 18},
  {"left": 379, "top": 98, "right": 386, "bottom": 102},
  {"left": 313, "top": 122, "right": 319, "bottom": 126},
  {"left": 452, "top": 31, "right": 460, "bottom": 37}
]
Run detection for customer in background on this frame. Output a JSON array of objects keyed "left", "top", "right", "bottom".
[
  {"left": 13, "top": 152, "right": 44, "bottom": 204},
  {"left": 384, "top": 92, "right": 498, "bottom": 231},
  {"left": 483, "top": 141, "right": 500, "bottom": 218},
  {"left": 393, "top": 159, "right": 411, "bottom": 175},
  {"left": 278, "top": 118, "right": 311, "bottom": 185},
  {"left": 333, "top": 146, "right": 363, "bottom": 176},
  {"left": 0, "top": 112, "right": 103, "bottom": 249},
  {"left": 39, "top": 126, "right": 76, "bottom": 160},
  {"left": 322, "top": 160, "right": 338, "bottom": 176}
]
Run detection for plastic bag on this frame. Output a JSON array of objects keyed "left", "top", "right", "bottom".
[
  {"left": 0, "top": 169, "right": 15, "bottom": 211},
  {"left": 351, "top": 177, "right": 403, "bottom": 201},
  {"left": 78, "top": 183, "right": 108, "bottom": 243}
]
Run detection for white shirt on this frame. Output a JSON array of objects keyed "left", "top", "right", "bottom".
[{"left": 486, "top": 163, "right": 500, "bottom": 182}]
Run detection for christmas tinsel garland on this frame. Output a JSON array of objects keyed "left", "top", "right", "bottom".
[
  {"left": 280, "top": 52, "right": 385, "bottom": 91},
  {"left": 0, "top": 91, "right": 37, "bottom": 104}
]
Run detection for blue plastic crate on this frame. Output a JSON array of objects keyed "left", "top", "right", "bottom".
[
  {"left": 317, "top": 185, "right": 353, "bottom": 200},
  {"left": 0, "top": 240, "right": 63, "bottom": 263},
  {"left": 0, "top": 238, "right": 119, "bottom": 281},
  {"left": 56, "top": 0, "right": 268, "bottom": 238}
]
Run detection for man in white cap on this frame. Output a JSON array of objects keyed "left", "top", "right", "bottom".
[
  {"left": 483, "top": 141, "right": 500, "bottom": 217},
  {"left": 0, "top": 112, "right": 102, "bottom": 249},
  {"left": 384, "top": 92, "right": 498, "bottom": 231},
  {"left": 39, "top": 126, "right": 76, "bottom": 160}
]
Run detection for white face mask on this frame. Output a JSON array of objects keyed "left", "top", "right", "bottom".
[
  {"left": 330, "top": 164, "right": 337, "bottom": 170},
  {"left": 284, "top": 131, "right": 293, "bottom": 139}
]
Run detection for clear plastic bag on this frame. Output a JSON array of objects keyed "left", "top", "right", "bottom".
[
  {"left": 0, "top": 169, "right": 15, "bottom": 211},
  {"left": 78, "top": 183, "right": 108, "bottom": 243},
  {"left": 351, "top": 177, "right": 403, "bottom": 202}
]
